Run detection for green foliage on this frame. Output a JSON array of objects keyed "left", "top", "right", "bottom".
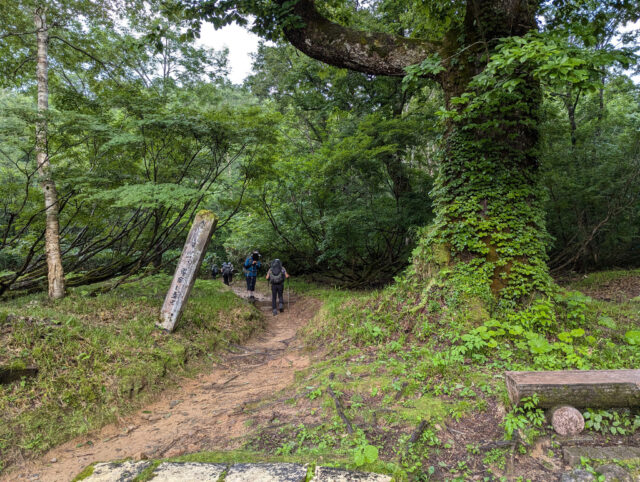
[
  {"left": 224, "top": 43, "right": 437, "bottom": 286},
  {"left": 583, "top": 409, "right": 640, "bottom": 436},
  {"left": 352, "top": 432, "right": 379, "bottom": 467},
  {"left": 502, "top": 395, "right": 545, "bottom": 440}
]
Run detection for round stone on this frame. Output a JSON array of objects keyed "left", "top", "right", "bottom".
[{"left": 551, "top": 405, "right": 585, "bottom": 436}]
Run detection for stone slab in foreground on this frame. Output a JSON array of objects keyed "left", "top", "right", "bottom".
[
  {"left": 505, "top": 369, "right": 640, "bottom": 408},
  {"left": 225, "top": 463, "right": 307, "bottom": 482},
  {"left": 314, "top": 466, "right": 392, "bottom": 481},
  {"left": 563, "top": 446, "right": 640, "bottom": 466},
  {"left": 84, "top": 461, "right": 151, "bottom": 481},
  {"left": 151, "top": 462, "right": 227, "bottom": 481},
  {"left": 158, "top": 210, "right": 217, "bottom": 332}
]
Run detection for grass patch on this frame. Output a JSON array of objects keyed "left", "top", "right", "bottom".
[{"left": 0, "top": 274, "right": 262, "bottom": 472}]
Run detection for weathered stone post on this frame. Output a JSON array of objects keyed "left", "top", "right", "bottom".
[{"left": 158, "top": 210, "right": 217, "bottom": 332}]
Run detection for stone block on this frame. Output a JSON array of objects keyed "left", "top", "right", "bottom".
[
  {"left": 225, "top": 463, "right": 307, "bottom": 482},
  {"left": 596, "top": 463, "right": 633, "bottom": 482},
  {"left": 563, "top": 446, "right": 640, "bottom": 466},
  {"left": 83, "top": 461, "right": 151, "bottom": 481},
  {"left": 314, "top": 466, "right": 392, "bottom": 481},
  {"left": 560, "top": 469, "right": 596, "bottom": 482},
  {"left": 150, "top": 462, "right": 227, "bottom": 481}
]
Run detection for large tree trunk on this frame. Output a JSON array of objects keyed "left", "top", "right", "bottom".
[
  {"left": 34, "top": 9, "right": 65, "bottom": 300},
  {"left": 414, "top": 0, "right": 552, "bottom": 304}
]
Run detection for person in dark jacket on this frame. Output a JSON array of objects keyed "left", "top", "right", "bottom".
[
  {"left": 266, "top": 259, "right": 289, "bottom": 316},
  {"left": 244, "top": 251, "right": 261, "bottom": 300},
  {"left": 211, "top": 264, "right": 219, "bottom": 280},
  {"left": 221, "top": 262, "right": 233, "bottom": 285}
]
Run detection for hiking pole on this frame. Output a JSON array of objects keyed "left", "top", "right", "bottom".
[{"left": 287, "top": 278, "right": 290, "bottom": 311}]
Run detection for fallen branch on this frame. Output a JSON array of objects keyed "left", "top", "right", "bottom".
[{"left": 328, "top": 372, "right": 354, "bottom": 434}]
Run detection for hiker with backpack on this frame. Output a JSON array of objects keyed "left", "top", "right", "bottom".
[
  {"left": 266, "top": 259, "right": 289, "bottom": 316},
  {"left": 221, "top": 262, "right": 233, "bottom": 285},
  {"left": 244, "top": 250, "right": 261, "bottom": 300},
  {"left": 211, "top": 263, "right": 219, "bottom": 280}
]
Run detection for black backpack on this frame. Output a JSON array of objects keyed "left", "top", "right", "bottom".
[
  {"left": 270, "top": 259, "right": 285, "bottom": 284},
  {"left": 222, "top": 263, "right": 231, "bottom": 275}
]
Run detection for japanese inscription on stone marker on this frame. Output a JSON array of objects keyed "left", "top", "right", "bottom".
[{"left": 159, "top": 210, "right": 217, "bottom": 332}]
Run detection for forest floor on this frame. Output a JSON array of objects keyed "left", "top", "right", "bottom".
[
  {"left": 3, "top": 282, "right": 322, "bottom": 481},
  {"left": 2, "top": 271, "right": 640, "bottom": 481}
]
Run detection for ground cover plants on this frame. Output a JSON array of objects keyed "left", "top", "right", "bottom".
[
  {"left": 0, "top": 274, "right": 262, "bottom": 473},
  {"left": 230, "top": 269, "right": 640, "bottom": 480}
]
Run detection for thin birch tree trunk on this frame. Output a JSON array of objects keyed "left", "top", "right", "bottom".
[{"left": 34, "top": 8, "right": 65, "bottom": 299}]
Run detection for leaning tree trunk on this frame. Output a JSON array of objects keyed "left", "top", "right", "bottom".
[
  {"left": 413, "top": 0, "right": 552, "bottom": 306},
  {"left": 34, "top": 9, "right": 65, "bottom": 299}
]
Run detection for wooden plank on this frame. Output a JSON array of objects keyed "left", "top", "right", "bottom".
[
  {"left": 505, "top": 369, "right": 640, "bottom": 408},
  {"left": 158, "top": 210, "right": 217, "bottom": 332}
]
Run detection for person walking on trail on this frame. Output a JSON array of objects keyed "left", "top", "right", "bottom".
[
  {"left": 244, "top": 251, "right": 261, "bottom": 300},
  {"left": 221, "top": 262, "right": 233, "bottom": 286},
  {"left": 266, "top": 259, "right": 289, "bottom": 316},
  {"left": 211, "top": 263, "right": 219, "bottom": 280}
]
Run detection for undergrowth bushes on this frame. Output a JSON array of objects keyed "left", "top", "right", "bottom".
[{"left": 307, "top": 268, "right": 640, "bottom": 374}]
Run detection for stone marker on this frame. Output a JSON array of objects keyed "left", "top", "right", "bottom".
[
  {"left": 563, "top": 446, "right": 640, "bottom": 466},
  {"left": 150, "top": 462, "right": 227, "bottom": 481},
  {"left": 225, "top": 463, "right": 307, "bottom": 482},
  {"left": 505, "top": 370, "right": 640, "bottom": 408},
  {"left": 550, "top": 406, "right": 584, "bottom": 435},
  {"left": 314, "top": 466, "right": 392, "bottom": 482},
  {"left": 84, "top": 461, "right": 151, "bottom": 481},
  {"left": 158, "top": 210, "right": 217, "bottom": 332}
]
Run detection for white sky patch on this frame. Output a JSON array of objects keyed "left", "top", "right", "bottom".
[{"left": 197, "top": 22, "right": 262, "bottom": 84}]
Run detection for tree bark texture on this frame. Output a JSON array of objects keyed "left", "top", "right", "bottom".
[
  {"left": 506, "top": 370, "right": 640, "bottom": 408},
  {"left": 35, "top": 9, "right": 65, "bottom": 300},
  {"left": 279, "top": 0, "right": 550, "bottom": 301}
]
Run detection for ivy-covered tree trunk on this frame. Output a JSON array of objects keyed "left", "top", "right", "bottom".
[
  {"left": 275, "top": 0, "right": 551, "bottom": 306},
  {"left": 415, "top": 0, "right": 552, "bottom": 305}
]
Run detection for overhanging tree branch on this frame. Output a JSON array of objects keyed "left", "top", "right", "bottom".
[{"left": 277, "top": 0, "right": 440, "bottom": 77}]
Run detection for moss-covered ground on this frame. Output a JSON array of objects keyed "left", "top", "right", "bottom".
[{"left": 0, "top": 274, "right": 262, "bottom": 473}]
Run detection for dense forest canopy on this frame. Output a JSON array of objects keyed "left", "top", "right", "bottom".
[{"left": 0, "top": 0, "right": 638, "bottom": 300}]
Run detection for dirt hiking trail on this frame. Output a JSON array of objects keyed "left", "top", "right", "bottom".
[{"left": 6, "top": 284, "right": 320, "bottom": 482}]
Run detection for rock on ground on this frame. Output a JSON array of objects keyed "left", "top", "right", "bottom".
[
  {"left": 224, "top": 463, "right": 308, "bottom": 482},
  {"left": 560, "top": 469, "right": 596, "bottom": 482},
  {"left": 314, "top": 466, "right": 392, "bottom": 481},
  {"left": 551, "top": 406, "right": 584, "bottom": 436},
  {"left": 596, "top": 463, "right": 634, "bottom": 482},
  {"left": 150, "top": 462, "right": 227, "bottom": 481},
  {"left": 83, "top": 461, "right": 151, "bottom": 481}
]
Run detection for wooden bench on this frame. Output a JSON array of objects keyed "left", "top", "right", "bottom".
[{"left": 505, "top": 370, "right": 640, "bottom": 408}]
